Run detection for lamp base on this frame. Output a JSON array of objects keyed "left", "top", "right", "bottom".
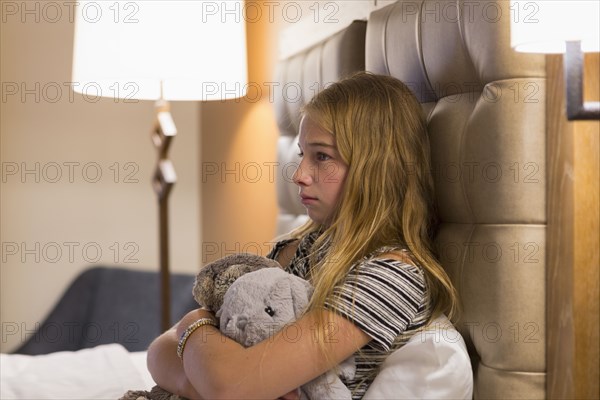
[{"left": 152, "top": 99, "right": 177, "bottom": 332}]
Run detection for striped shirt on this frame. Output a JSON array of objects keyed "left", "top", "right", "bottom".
[{"left": 267, "top": 232, "right": 431, "bottom": 399}]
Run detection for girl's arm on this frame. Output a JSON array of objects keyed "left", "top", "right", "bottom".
[
  {"left": 146, "top": 310, "right": 215, "bottom": 399},
  {"left": 170, "top": 307, "right": 371, "bottom": 400}
]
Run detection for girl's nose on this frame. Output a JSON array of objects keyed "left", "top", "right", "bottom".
[{"left": 292, "top": 160, "right": 312, "bottom": 186}]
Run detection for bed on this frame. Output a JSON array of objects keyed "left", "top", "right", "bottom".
[{"left": 1, "top": 1, "right": 546, "bottom": 399}]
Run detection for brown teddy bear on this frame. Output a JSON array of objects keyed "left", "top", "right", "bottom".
[{"left": 192, "top": 253, "right": 281, "bottom": 312}]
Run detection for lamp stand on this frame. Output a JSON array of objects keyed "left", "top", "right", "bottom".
[
  {"left": 565, "top": 41, "right": 600, "bottom": 120},
  {"left": 152, "top": 99, "right": 177, "bottom": 332}
]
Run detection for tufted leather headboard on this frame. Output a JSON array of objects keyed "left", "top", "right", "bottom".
[
  {"left": 274, "top": 1, "right": 547, "bottom": 398},
  {"left": 366, "top": 1, "right": 546, "bottom": 398}
]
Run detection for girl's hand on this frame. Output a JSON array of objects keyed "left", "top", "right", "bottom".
[{"left": 146, "top": 316, "right": 206, "bottom": 399}]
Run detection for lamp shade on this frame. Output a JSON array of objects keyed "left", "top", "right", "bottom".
[
  {"left": 510, "top": 1, "right": 599, "bottom": 53},
  {"left": 72, "top": 0, "right": 248, "bottom": 101}
]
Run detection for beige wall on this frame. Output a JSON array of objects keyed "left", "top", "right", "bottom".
[
  {"left": 200, "top": 1, "right": 283, "bottom": 263},
  {"left": 0, "top": 5, "right": 200, "bottom": 352}
]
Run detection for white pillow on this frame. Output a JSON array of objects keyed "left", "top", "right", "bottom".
[{"left": 363, "top": 315, "right": 473, "bottom": 400}]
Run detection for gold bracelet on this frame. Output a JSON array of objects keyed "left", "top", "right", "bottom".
[{"left": 176, "top": 317, "right": 217, "bottom": 359}]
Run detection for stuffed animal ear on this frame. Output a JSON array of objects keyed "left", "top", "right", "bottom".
[
  {"left": 192, "top": 272, "right": 215, "bottom": 310},
  {"left": 287, "top": 277, "right": 313, "bottom": 318}
]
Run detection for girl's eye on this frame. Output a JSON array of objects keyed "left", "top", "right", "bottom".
[
  {"left": 297, "top": 151, "right": 304, "bottom": 158},
  {"left": 264, "top": 306, "right": 275, "bottom": 317},
  {"left": 316, "top": 152, "right": 331, "bottom": 161}
]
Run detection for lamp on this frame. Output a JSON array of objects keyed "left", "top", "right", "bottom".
[
  {"left": 510, "top": 0, "right": 599, "bottom": 120},
  {"left": 72, "top": 0, "right": 248, "bottom": 331}
]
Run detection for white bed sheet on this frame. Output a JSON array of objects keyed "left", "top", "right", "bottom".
[{"left": 1, "top": 344, "right": 154, "bottom": 399}]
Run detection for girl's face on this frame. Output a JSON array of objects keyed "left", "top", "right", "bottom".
[{"left": 293, "top": 116, "right": 348, "bottom": 225}]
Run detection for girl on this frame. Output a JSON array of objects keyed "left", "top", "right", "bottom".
[{"left": 147, "top": 72, "right": 459, "bottom": 399}]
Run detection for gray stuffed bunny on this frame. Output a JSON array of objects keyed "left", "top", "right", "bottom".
[
  {"left": 218, "top": 267, "right": 355, "bottom": 400},
  {"left": 121, "top": 254, "right": 354, "bottom": 400}
]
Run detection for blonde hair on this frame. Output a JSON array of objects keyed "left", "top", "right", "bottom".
[{"left": 290, "top": 72, "right": 459, "bottom": 335}]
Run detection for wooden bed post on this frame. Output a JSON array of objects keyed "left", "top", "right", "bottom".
[{"left": 546, "top": 52, "right": 599, "bottom": 399}]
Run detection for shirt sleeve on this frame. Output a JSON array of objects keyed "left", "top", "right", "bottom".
[
  {"left": 324, "top": 258, "right": 429, "bottom": 352},
  {"left": 266, "top": 238, "right": 297, "bottom": 269}
]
